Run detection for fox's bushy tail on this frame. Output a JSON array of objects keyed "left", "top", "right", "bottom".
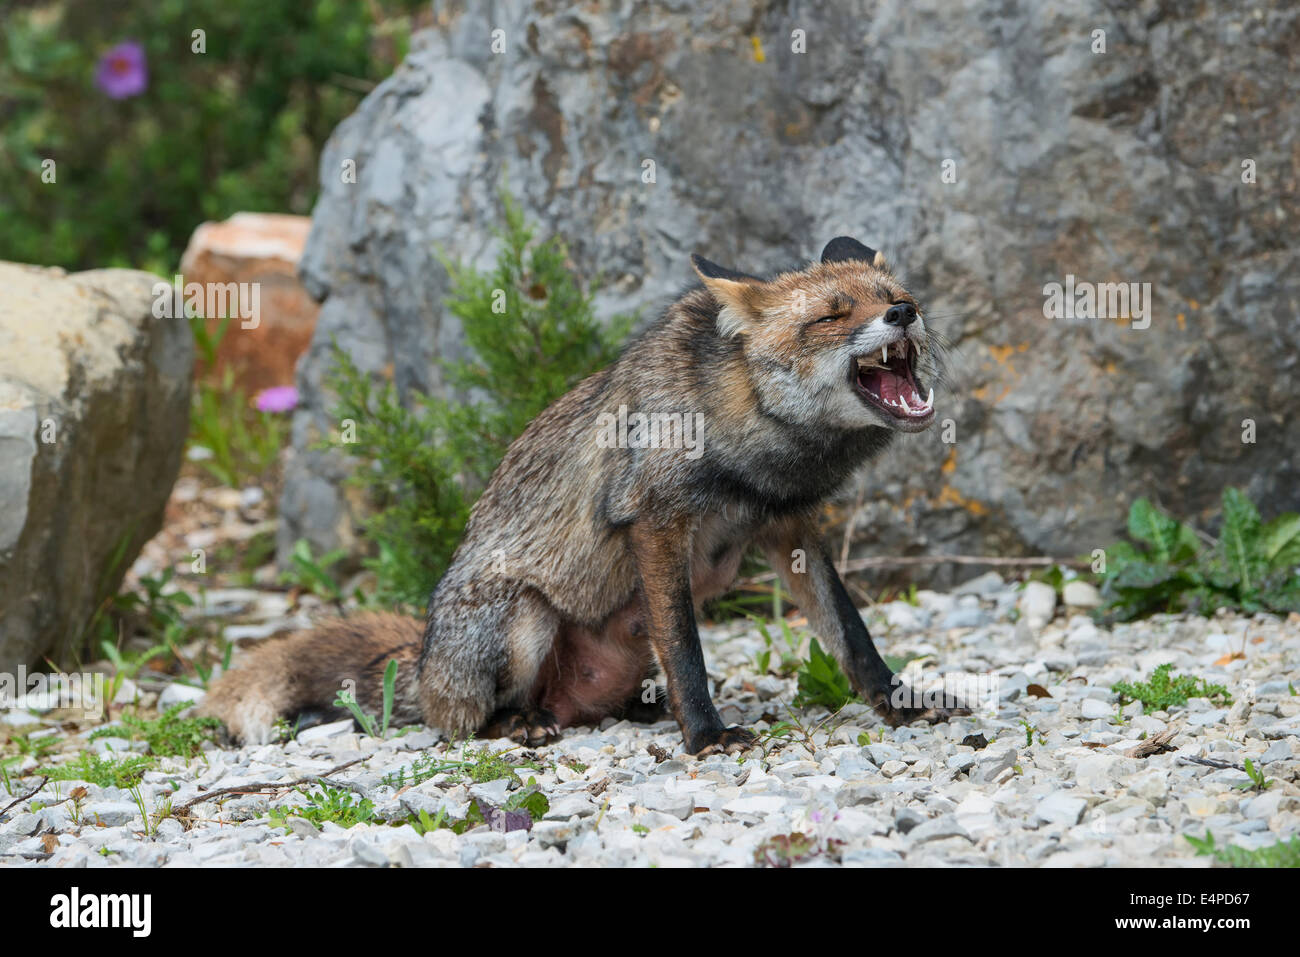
[{"left": 198, "top": 612, "right": 425, "bottom": 745}]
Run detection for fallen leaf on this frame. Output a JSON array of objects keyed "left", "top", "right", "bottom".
[{"left": 1026, "top": 684, "right": 1052, "bottom": 698}]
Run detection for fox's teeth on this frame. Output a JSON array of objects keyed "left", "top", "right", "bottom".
[
  {"left": 900, "top": 396, "right": 911, "bottom": 413},
  {"left": 883, "top": 344, "right": 889, "bottom": 364},
  {"left": 926, "top": 387, "right": 934, "bottom": 408}
]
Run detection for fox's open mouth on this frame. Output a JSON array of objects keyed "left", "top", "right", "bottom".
[{"left": 851, "top": 339, "right": 934, "bottom": 423}]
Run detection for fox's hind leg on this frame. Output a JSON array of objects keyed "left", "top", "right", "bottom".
[{"left": 418, "top": 584, "right": 560, "bottom": 738}]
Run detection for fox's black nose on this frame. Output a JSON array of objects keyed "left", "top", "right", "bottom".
[{"left": 885, "top": 303, "right": 917, "bottom": 327}]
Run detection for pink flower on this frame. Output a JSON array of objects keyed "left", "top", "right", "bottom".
[
  {"left": 254, "top": 386, "right": 298, "bottom": 414},
  {"left": 95, "top": 41, "right": 148, "bottom": 100}
]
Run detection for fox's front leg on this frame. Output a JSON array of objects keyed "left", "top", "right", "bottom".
[
  {"left": 630, "top": 514, "right": 757, "bottom": 755},
  {"left": 759, "top": 519, "right": 967, "bottom": 726}
]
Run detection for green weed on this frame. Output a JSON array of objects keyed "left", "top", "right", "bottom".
[{"left": 1112, "top": 664, "right": 1231, "bottom": 715}]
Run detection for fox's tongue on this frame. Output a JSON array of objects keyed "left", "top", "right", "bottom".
[
  {"left": 876, "top": 369, "right": 923, "bottom": 407},
  {"left": 858, "top": 365, "right": 932, "bottom": 417}
]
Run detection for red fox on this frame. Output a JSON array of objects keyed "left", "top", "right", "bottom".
[{"left": 200, "top": 236, "right": 960, "bottom": 755}]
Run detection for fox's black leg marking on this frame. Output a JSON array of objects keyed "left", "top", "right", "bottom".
[
  {"left": 761, "top": 521, "right": 968, "bottom": 728},
  {"left": 616, "top": 685, "right": 669, "bottom": 723},
  {"left": 820, "top": 553, "right": 970, "bottom": 724},
  {"left": 481, "top": 706, "right": 560, "bottom": 747},
  {"left": 631, "top": 517, "right": 757, "bottom": 756}
]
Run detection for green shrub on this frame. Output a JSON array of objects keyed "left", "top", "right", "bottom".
[
  {"left": 1112, "top": 664, "right": 1231, "bottom": 715},
  {"left": 0, "top": 1, "right": 423, "bottom": 273},
  {"left": 90, "top": 703, "right": 221, "bottom": 758},
  {"left": 1186, "top": 831, "right": 1300, "bottom": 868},
  {"left": 1097, "top": 489, "right": 1300, "bottom": 621},
  {"left": 41, "top": 752, "right": 156, "bottom": 789},
  {"left": 325, "top": 197, "right": 631, "bottom": 607}
]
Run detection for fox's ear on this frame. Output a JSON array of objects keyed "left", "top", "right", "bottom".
[
  {"left": 821, "top": 236, "right": 887, "bottom": 269},
  {"left": 691, "top": 253, "right": 765, "bottom": 337}
]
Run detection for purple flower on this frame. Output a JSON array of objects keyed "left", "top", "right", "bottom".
[
  {"left": 254, "top": 386, "right": 298, "bottom": 414},
  {"left": 95, "top": 42, "right": 148, "bottom": 100}
]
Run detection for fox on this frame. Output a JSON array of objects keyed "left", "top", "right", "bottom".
[{"left": 200, "top": 236, "right": 963, "bottom": 755}]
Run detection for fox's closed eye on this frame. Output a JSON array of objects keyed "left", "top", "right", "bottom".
[{"left": 812, "top": 313, "right": 846, "bottom": 324}]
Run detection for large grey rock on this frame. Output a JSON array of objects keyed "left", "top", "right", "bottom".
[
  {"left": 0, "top": 263, "right": 192, "bottom": 669},
  {"left": 283, "top": 1, "right": 1300, "bottom": 576}
]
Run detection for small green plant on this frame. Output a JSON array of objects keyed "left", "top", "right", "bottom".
[
  {"left": 760, "top": 701, "right": 852, "bottom": 757},
  {"left": 90, "top": 568, "right": 198, "bottom": 649},
  {"left": 8, "top": 730, "right": 61, "bottom": 762},
  {"left": 380, "top": 741, "right": 539, "bottom": 790},
  {"left": 1027, "top": 564, "right": 1068, "bottom": 593},
  {"left": 0, "top": 754, "right": 20, "bottom": 795},
  {"left": 754, "top": 614, "right": 804, "bottom": 678},
  {"left": 322, "top": 196, "right": 631, "bottom": 607},
  {"left": 331, "top": 659, "right": 399, "bottom": 738},
  {"left": 189, "top": 363, "right": 287, "bottom": 488},
  {"left": 1112, "top": 663, "right": 1231, "bottom": 715},
  {"left": 1097, "top": 490, "right": 1300, "bottom": 621},
  {"left": 1019, "top": 718, "right": 1046, "bottom": 747},
  {"left": 184, "top": 637, "right": 234, "bottom": 689},
  {"left": 1186, "top": 831, "right": 1300, "bottom": 867},
  {"left": 794, "top": 639, "right": 856, "bottom": 711},
  {"left": 269, "top": 785, "right": 376, "bottom": 832},
  {"left": 401, "top": 777, "right": 549, "bottom": 836},
  {"left": 41, "top": 752, "right": 156, "bottom": 789},
  {"left": 90, "top": 703, "right": 221, "bottom": 758},
  {"left": 1234, "top": 758, "right": 1272, "bottom": 792},
  {"left": 754, "top": 831, "right": 845, "bottom": 868},
  {"left": 280, "top": 539, "right": 349, "bottom": 604},
  {"left": 126, "top": 780, "right": 171, "bottom": 837}
]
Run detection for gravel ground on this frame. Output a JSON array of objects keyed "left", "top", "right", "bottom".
[{"left": 3, "top": 574, "right": 1297, "bottom": 868}]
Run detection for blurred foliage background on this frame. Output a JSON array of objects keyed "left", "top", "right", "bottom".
[{"left": 0, "top": 0, "right": 428, "bottom": 274}]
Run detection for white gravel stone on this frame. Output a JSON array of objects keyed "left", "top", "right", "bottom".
[
  {"left": 1035, "top": 792, "right": 1087, "bottom": 826},
  {"left": 7, "top": 585, "right": 1295, "bottom": 870},
  {"left": 1062, "top": 581, "right": 1102, "bottom": 608},
  {"left": 1080, "top": 698, "right": 1114, "bottom": 720},
  {"left": 1020, "top": 582, "right": 1057, "bottom": 628}
]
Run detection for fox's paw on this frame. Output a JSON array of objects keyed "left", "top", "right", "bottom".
[
  {"left": 691, "top": 726, "right": 759, "bottom": 757},
  {"left": 481, "top": 707, "right": 561, "bottom": 748}
]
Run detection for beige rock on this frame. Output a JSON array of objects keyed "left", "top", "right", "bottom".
[{"left": 0, "top": 262, "right": 192, "bottom": 668}]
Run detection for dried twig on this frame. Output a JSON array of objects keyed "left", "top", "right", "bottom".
[
  {"left": 1125, "top": 726, "right": 1179, "bottom": 758},
  {"left": 839, "top": 486, "right": 865, "bottom": 569},
  {"left": 742, "top": 553, "right": 1088, "bottom": 585},
  {"left": 1178, "top": 755, "right": 1245, "bottom": 772},
  {"left": 0, "top": 776, "right": 49, "bottom": 817},
  {"left": 173, "top": 757, "right": 366, "bottom": 813}
]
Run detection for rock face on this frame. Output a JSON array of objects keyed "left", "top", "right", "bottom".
[
  {"left": 0, "top": 263, "right": 192, "bottom": 669},
  {"left": 285, "top": 0, "right": 1300, "bottom": 578},
  {"left": 179, "top": 212, "right": 319, "bottom": 395}
]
